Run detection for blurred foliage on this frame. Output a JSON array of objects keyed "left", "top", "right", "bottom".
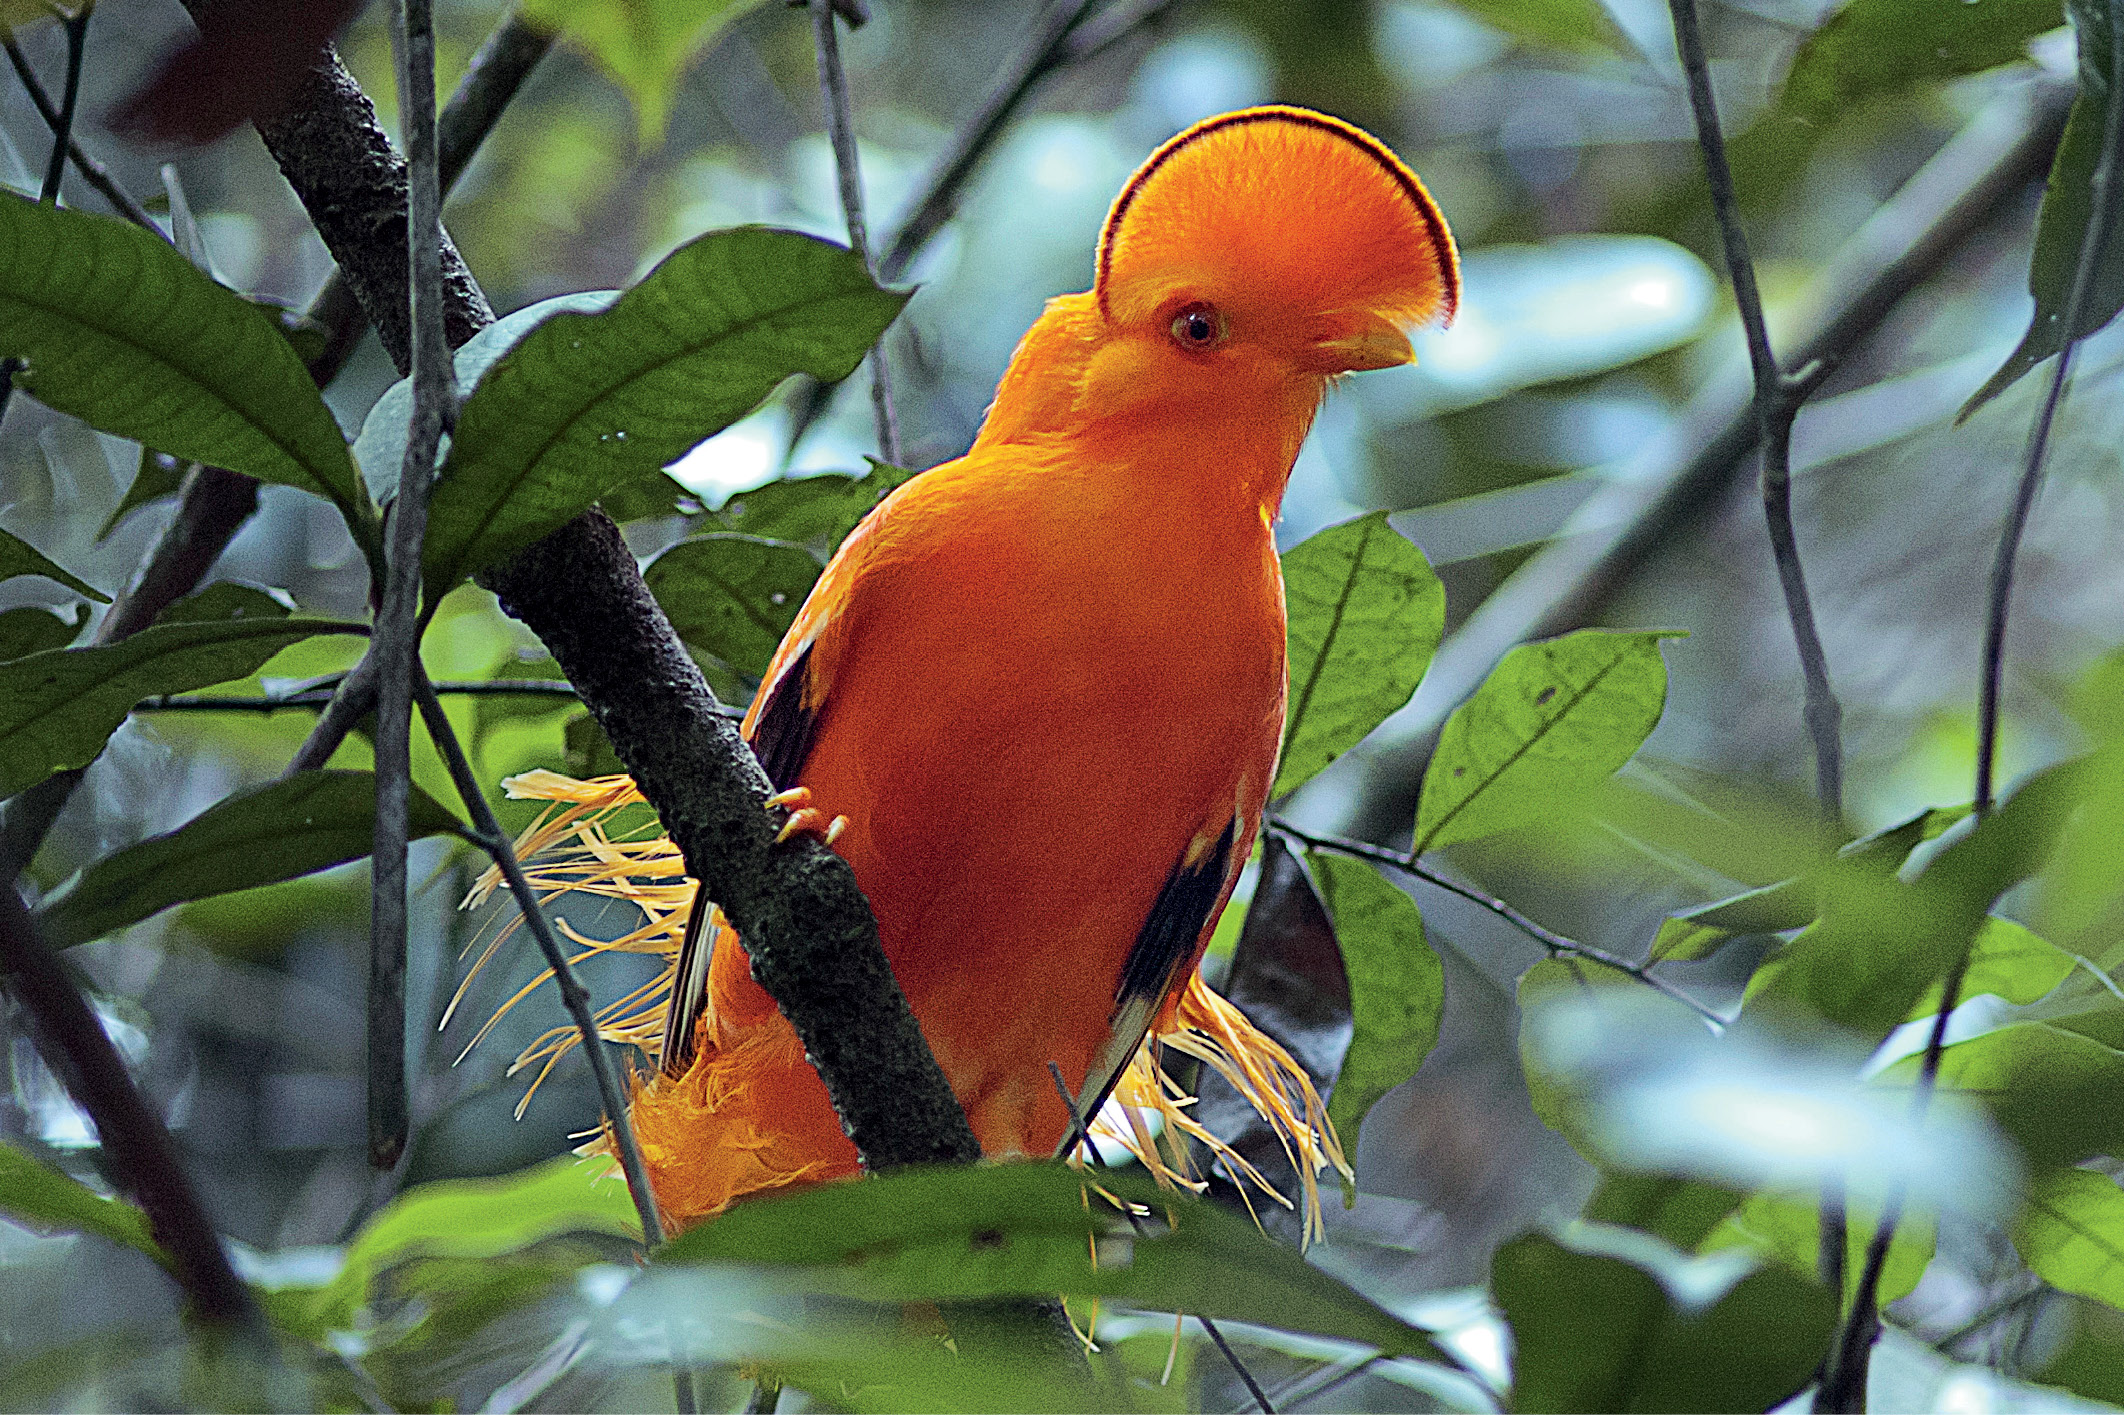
[{"left": 2, "top": 0, "right": 2124, "bottom": 1409}]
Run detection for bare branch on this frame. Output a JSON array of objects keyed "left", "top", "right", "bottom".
[
  {"left": 1271, "top": 820, "right": 1726, "bottom": 1029},
  {"left": 36, "top": 2, "right": 91, "bottom": 206},
  {"left": 361, "top": 0, "right": 455, "bottom": 1170},
  {"left": 1665, "top": 0, "right": 1842, "bottom": 827},
  {"left": 1976, "top": 0, "right": 2124, "bottom": 817},
  {"left": 0, "top": 884, "right": 262, "bottom": 1331},
  {"left": 1828, "top": 3, "right": 2124, "bottom": 1406},
  {"left": 410, "top": 670, "right": 665, "bottom": 1245},
  {"left": 809, "top": 0, "right": 899, "bottom": 464},
  {"left": 3, "top": 22, "right": 156, "bottom": 231}
]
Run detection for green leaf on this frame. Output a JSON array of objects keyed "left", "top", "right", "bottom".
[
  {"left": 0, "top": 617, "right": 361, "bottom": 800},
  {"left": 643, "top": 533, "right": 820, "bottom": 679},
  {"left": 98, "top": 450, "right": 188, "bottom": 542},
  {"left": 423, "top": 228, "right": 907, "bottom": 601},
  {"left": 0, "top": 605, "right": 79, "bottom": 662},
  {"left": 1650, "top": 876, "right": 1813, "bottom": 962},
  {"left": 563, "top": 710, "right": 628, "bottom": 778},
  {"left": 0, "top": 1142, "right": 165, "bottom": 1266},
  {"left": 160, "top": 581, "right": 293, "bottom": 625},
  {"left": 298, "top": 1155, "right": 641, "bottom": 1337},
  {"left": 353, "top": 290, "right": 621, "bottom": 506},
  {"left": 1275, "top": 513, "right": 1444, "bottom": 797},
  {"left": 1309, "top": 853, "right": 1443, "bottom": 1147},
  {"left": 1493, "top": 1231, "right": 1835, "bottom": 1413},
  {"left": 1705, "top": 1192, "right": 1935, "bottom": 1309},
  {"left": 661, "top": 1164, "right": 1456, "bottom": 1366},
  {"left": 1446, "top": 0, "right": 1627, "bottom": 55},
  {"left": 714, "top": 459, "right": 917, "bottom": 550},
  {"left": 2046, "top": 649, "right": 2124, "bottom": 948},
  {"left": 518, "top": 0, "right": 772, "bottom": 143},
  {"left": 1907, "top": 916, "right": 2076, "bottom": 1018},
  {"left": 1745, "top": 762, "right": 2082, "bottom": 1040},
  {"left": 1584, "top": 1172, "right": 1742, "bottom": 1251},
  {"left": 36, "top": 771, "right": 463, "bottom": 949},
  {"left": 1922, "top": 1011, "right": 2124, "bottom": 1169},
  {"left": 1648, "top": 804, "right": 1981, "bottom": 965},
  {"left": 0, "top": 196, "right": 376, "bottom": 555},
  {"left": 1964, "top": 0, "right": 2124, "bottom": 417},
  {"left": 0, "top": 525, "right": 107, "bottom": 602},
  {"left": 2017, "top": 1168, "right": 2124, "bottom": 1311},
  {"left": 1416, "top": 629, "right": 1680, "bottom": 855},
  {"left": 1783, "top": 0, "right": 2063, "bottom": 122}
]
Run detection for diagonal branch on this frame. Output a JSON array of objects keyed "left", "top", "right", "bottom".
[
  {"left": 246, "top": 15, "right": 979, "bottom": 1178},
  {"left": 0, "top": 884, "right": 261, "bottom": 1331},
  {"left": 3, "top": 20, "right": 156, "bottom": 230}
]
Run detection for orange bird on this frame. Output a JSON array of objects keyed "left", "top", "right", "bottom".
[{"left": 472, "top": 106, "right": 1457, "bottom": 1235}]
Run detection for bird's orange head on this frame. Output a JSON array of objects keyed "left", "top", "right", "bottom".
[{"left": 979, "top": 106, "right": 1458, "bottom": 466}]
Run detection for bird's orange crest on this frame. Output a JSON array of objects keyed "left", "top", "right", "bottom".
[{"left": 1097, "top": 105, "right": 1459, "bottom": 333}]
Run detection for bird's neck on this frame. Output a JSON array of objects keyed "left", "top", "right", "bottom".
[{"left": 972, "top": 293, "right": 1321, "bottom": 520}]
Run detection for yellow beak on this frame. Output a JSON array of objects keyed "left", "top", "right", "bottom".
[{"left": 1300, "top": 311, "right": 1416, "bottom": 373}]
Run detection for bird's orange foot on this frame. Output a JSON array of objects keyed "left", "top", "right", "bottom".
[{"left": 765, "top": 787, "right": 849, "bottom": 847}]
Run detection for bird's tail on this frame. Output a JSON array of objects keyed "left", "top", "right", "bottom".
[{"left": 460, "top": 768, "right": 1348, "bottom": 1239}]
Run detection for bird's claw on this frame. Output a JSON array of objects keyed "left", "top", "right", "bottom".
[{"left": 766, "top": 787, "right": 849, "bottom": 847}]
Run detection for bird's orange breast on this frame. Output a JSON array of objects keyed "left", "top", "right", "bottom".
[{"left": 717, "top": 441, "right": 1287, "bottom": 1158}]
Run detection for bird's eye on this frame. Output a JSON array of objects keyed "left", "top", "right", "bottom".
[{"left": 1169, "top": 303, "right": 1225, "bottom": 351}]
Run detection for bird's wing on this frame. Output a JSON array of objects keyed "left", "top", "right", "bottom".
[{"left": 1066, "top": 814, "right": 1243, "bottom": 1140}]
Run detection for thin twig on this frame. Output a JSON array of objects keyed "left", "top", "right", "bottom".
[
  {"left": 876, "top": 0, "right": 1108, "bottom": 283},
  {"left": 36, "top": 2, "right": 90, "bottom": 206},
  {"left": 1045, "top": 1064, "right": 1275, "bottom": 1415},
  {"left": 809, "top": 0, "right": 899, "bottom": 464},
  {"left": 1271, "top": 821, "right": 1727, "bottom": 1028},
  {"left": 0, "top": 884, "right": 262, "bottom": 1331},
  {"left": 1976, "top": 2, "right": 2124, "bottom": 817},
  {"left": 1665, "top": 0, "right": 1843, "bottom": 827},
  {"left": 1824, "top": 8, "right": 2124, "bottom": 1406},
  {"left": 411, "top": 670, "right": 665, "bottom": 1246},
  {"left": 365, "top": 0, "right": 454, "bottom": 1170},
  {"left": 2, "top": 24, "right": 156, "bottom": 230}
]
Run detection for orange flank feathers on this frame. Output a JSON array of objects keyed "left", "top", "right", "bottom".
[{"left": 466, "top": 106, "right": 1457, "bottom": 1237}]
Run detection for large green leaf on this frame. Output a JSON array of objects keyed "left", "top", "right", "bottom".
[
  {"left": 0, "top": 526, "right": 107, "bottom": 603},
  {"left": 1744, "top": 761, "right": 2082, "bottom": 1040},
  {"left": 1583, "top": 1172, "right": 1742, "bottom": 1251},
  {"left": 1704, "top": 1192, "right": 1935, "bottom": 1309},
  {"left": 1416, "top": 629, "right": 1679, "bottom": 854},
  {"left": 1309, "top": 853, "right": 1443, "bottom": 1147},
  {"left": 353, "top": 290, "right": 621, "bottom": 506},
  {"left": 712, "top": 460, "right": 917, "bottom": 550},
  {"left": 643, "top": 533, "right": 820, "bottom": 679},
  {"left": 1446, "top": 0, "right": 1626, "bottom": 54},
  {"left": 518, "top": 0, "right": 772, "bottom": 143},
  {"left": 0, "top": 1142, "right": 165, "bottom": 1267},
  {"left": 2046, "top": 649, "right": 2124, "bottom": 951},
  {"left": 2018, "top": 1168, "right": 2124, "bottom": 1312},
  {"left": 1907, "top": 916, "right": 2076, "bottom": 1018},
  {"left": 1965, "top": 0, "right": 2124, "bottom": 416},
  {"left": 36, "top": 771, "right": 464, "bottom": 949},
  {"left": 1493, "top": 1231, "right": 1834, "bottom": 1413},
  {"left": 0, "top": 196, "right": 376, "bottom": 554},
  {"left": 1783, "top": 0, "right": 2063, "bottom": 122},
  {"left": 0, "top": 617, "right": 361, "bottom": 800},
  {"left": 660, "top": 1163, "right": 1456, "bottom": 1365},
  {"left": 293, "top": 1155, "right": 642, "bottom": 1338},
  {"left": 423, "top": 228, "right": 907, "bottom": 602},
  {"left": 1275, "top": 512, "right": 1444, "bottom": 798},
  {"left": 1922, "top": 1011, "right": 2124, "bottom": 1169},
  {"left": 0, "top": 606, "right": 79, "bottom": 662}
]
